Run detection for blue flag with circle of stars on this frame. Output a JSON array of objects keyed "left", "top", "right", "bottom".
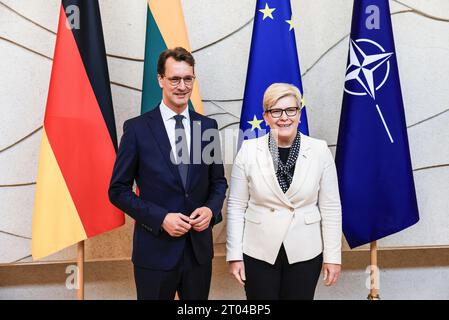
[
  {"left": 336, "top": 0, "right": 419, "bottom": 248},
  {"left": 239, "top": 0, "right": 308, "bottom": 143}
]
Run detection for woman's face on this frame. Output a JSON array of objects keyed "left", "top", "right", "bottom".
[{"left": 263, "top": 95, "right": 301, "bottom": 142}]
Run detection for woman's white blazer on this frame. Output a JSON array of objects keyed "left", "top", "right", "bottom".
[{"left": 226, "top": 133, "right": 342, "bottom": 265}]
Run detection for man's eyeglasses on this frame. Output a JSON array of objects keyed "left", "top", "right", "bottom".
[
  {"left": 166, "top": 76, "right": 196, "bottom": 87},
  {"left": 265, "top": 107, "right": 300, "bottom": 118}
]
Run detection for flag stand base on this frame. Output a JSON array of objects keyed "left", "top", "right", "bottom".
[{"left": 367, "top": 293, "right": 381, "bottom": 300}]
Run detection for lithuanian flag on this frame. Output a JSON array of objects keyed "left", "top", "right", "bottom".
[
  {"left": 141, "top": 0, "right": 203, "bottom": 114},
  {"left": 32, "top": 0, "right": 125, "bottom": 260}
]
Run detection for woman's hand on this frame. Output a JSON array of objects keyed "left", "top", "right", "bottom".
[
  {"left": 228, "top": 260, "right": 246, "bottom": 286},
  {"left": 323, "top": 263, "right": 341, "bottom": 286}
]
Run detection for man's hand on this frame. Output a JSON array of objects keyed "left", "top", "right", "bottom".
[
  {"left": 189, "top": 207, "right": 213, "bottom": 232},
  {"left": 323, "top": 263, "right": 341, "bottom": 286},
  {"left": 228, "top": 261, "right": 246, "bottom": 286},
  {"left": 162, "top": 213, "right": 192, "bottom": 237}
]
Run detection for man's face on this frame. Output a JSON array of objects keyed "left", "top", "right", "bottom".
[{"left": 158, "top": 57, "right": 195, "bottom": 112}]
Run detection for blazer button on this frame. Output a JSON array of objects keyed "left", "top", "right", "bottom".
[
  {"left": 185, "top": 193, "right": 189, "bottom": 198},
  {"left": 270, "top": 208, "right": 275, "bottom": 212},
  {"left": 289, "top": 207, "right": 295, "bottom": 212}
]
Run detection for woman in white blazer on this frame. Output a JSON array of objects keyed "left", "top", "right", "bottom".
[{"left": 226, "top": 83, "right": 342, "bottom": 300}]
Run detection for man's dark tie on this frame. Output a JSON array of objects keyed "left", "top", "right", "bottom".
[{"left": 173, "top": 114, "right": 189, "bottom": 188}]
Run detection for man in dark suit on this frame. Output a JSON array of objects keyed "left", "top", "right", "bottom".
[{"left": 109, "top": 47, "right": 227, "bottom": 300}]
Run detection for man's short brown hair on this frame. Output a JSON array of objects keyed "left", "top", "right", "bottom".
[{"left": 157, "top": 47, "right": 195, "bottom": 76}]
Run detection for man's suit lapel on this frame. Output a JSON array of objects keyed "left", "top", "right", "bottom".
[
  {"left": 185, "top": 110, "right": 201, "bottom": 192},
  {"left": 145, "top": 106, "right": 185, "bottom": 188}
]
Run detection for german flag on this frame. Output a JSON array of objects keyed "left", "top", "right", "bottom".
[
  {"left": 141, "top": 0, "right": 203, "bottom": 114},
  {"left": 32, "top": 0, "right": 125, "bottom": 260}
]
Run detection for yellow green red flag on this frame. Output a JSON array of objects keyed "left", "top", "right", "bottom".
[{"left": 141, "top": 0, "right": 203, "bottom": 114}]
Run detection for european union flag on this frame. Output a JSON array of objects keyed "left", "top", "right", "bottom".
[
  {"left": 336, "top": 0, "right": 419, "bottom": 248},
  {"left": 239, "top": 0, "right": 308, "bottom": 141}
]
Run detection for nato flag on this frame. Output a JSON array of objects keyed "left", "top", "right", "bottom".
[
  {"left": 336, "top": 0, "right": 419, "bottom": 248},
  {"left": 239, "top": 0, "right": 308, "bottom": 142}
]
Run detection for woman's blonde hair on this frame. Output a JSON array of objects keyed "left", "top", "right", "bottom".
[{"left": 262, "top": 83, "right": 303, "bottom": 112}]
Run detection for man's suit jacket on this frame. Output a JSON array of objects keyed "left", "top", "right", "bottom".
[
  {"left": 226, "top": 133, "right": 342, "bottom": 265},
  {"left": 109, "top": 106, "right": 227, "bottom": 270}
]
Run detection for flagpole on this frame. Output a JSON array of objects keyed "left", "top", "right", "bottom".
[
  {"left": 368, "top": 241, "right": 380, "bottom": 300},
  {"left": 77, "top": 241, "right": 85, "bottom": 300}
]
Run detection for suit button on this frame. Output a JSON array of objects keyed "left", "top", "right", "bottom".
[
  {"left": 289, "top": 207, "right": 295, "bottom": 212},
  {"left": 270, "top": 208, "right": 275, "bottom": 212},
  {"left": 185, "top": 193, "right": 189, "bottom": 198}
]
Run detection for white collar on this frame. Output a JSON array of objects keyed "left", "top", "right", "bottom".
[{"left": 159, "top": 100, "right": 190, "bottom": 122}]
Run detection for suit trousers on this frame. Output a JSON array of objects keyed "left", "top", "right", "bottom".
[
  {"left": 133, "top": 234, "right": 212, "bottom": 300},
  {"left": 243, "top": 245, "right": 323, "bottom": 300}
]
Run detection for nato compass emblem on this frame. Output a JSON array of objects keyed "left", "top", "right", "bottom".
[{"left": 344, "top": 38, "right": 395, "bottom": 143}]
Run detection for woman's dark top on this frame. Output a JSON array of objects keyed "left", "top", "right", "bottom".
[{"left": 278, "top": 147, "right": 295, "bottom": 186}]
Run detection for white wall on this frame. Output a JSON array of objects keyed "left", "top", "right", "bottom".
[{"left": 2, "top": 250, "right": 449, "bottom": 300}]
